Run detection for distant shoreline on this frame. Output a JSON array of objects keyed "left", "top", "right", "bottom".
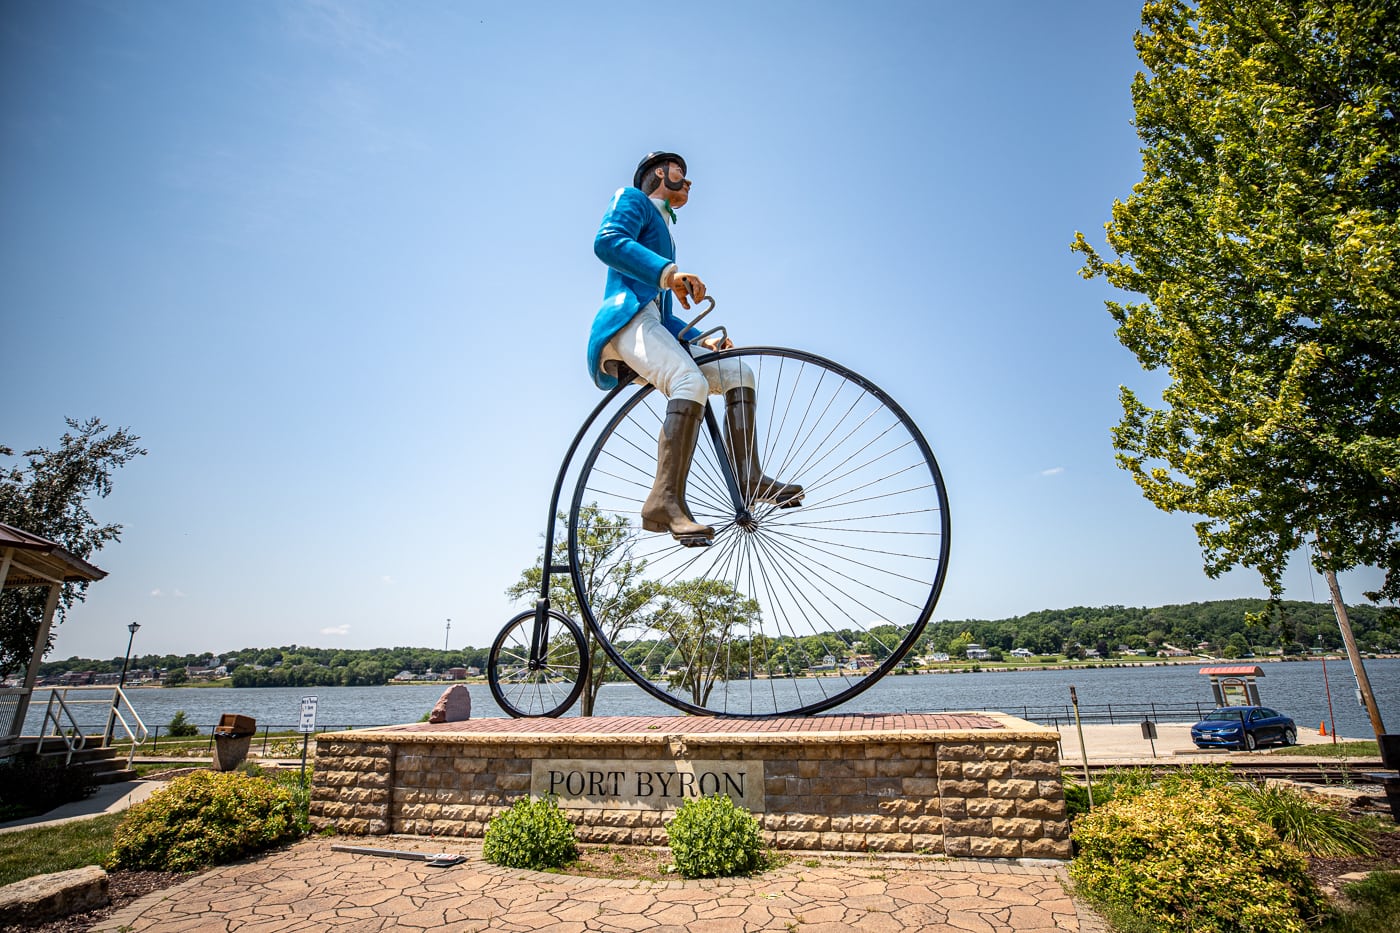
[{"left": 52, "top": 652, "right": 1398, "bottom": 690}]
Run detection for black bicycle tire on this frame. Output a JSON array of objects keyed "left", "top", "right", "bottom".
[
  {"left": 487, "top": 608, "right": 588, "bottom": 718},
  {"left": 566, "top": 346, "right": 950, "bottom": 718}
]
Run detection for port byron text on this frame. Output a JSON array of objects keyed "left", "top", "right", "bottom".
[{"left": 530, "top": 758, "right": 764, "bottom": 812}]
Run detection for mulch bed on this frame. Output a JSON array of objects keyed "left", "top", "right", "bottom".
[{"left": 1306, "top": 822, "right": 1400, "bottom": 896}]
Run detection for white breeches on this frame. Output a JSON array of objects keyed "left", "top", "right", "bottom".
[{"left": 600, "top": 301, "right": 755, "bottom": 405}]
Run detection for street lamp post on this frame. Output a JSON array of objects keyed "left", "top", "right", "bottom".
[
  {"left": 445, "top": 618, "right": 451, "bottom": 652},
  {"left": 105, "top": 621, "right": 140, "bottom": 746}
]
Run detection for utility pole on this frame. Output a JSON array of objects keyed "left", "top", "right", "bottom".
[
  {"left": 1320, "top": 564, "right": 1386, "bottom": 737},
  {"left": 444, "top": 618, "right": 451, "bottom": 652}
]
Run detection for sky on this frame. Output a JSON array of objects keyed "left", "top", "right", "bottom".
[{"left": 2, "top": 0, "right": 1386, "bottom": 662}]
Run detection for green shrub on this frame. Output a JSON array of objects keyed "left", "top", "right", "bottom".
[
  {"left": 1064, "top": 765, "right": 1232, "bottom": 820},
  {"left": 665, "top": 794, "right": 764, "bottom": 879},
  {"left": 166, "top": 710, "right": 199, "bottom": 737},
  {"left": 0, "top": 755, "right": 97, "bottom": 820},
  {"left": 1070, "top": 784, "right": 1328, "bottom": 933},
  {"left": 109, "top": 770, "right": 304, "bottom": 871},
  {"left": 482, "top": 796, "right": 577, "bottom": 870},
  {"left": 1240, "top": 783, "right": 1374, "bottom": 857},
  {"left": 1063, "top": 780, "right": 1092, "bottom": 819}
]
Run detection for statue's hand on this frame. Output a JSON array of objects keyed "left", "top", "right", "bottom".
[
  {"left": 700, "top": 334, "right": 733, "bottom": 351},
  {"left": 667, "top": 271, "right": 707, "bottom": 310}
]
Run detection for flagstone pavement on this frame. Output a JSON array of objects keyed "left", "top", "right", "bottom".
[{"left": 91, "top": 837, "right": 1109, "bottom": 932}]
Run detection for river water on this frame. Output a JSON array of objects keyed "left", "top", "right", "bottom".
[{"left": 27, "top": 658, "right": 1398, "bottom": 740}]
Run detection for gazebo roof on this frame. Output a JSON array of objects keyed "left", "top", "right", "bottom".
[{"left": 0, "top": 521, "right": 107, "bottom": 587}]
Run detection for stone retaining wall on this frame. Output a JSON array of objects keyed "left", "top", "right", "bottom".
[{"left": 310, "top": 714, "right": 1070, "bottom": 859}]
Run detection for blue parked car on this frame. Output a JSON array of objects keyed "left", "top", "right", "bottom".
[{"left": 1191, "top": 706, "right": 1297, "bottom": 750}]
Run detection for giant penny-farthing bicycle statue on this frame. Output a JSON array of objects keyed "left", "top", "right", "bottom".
[{"left": 487, "top": 294, "right": 951, "bottom": 719}]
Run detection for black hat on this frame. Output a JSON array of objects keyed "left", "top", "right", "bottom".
[{"left": 633, "top": 151, "right": 686, "bottom": 189}]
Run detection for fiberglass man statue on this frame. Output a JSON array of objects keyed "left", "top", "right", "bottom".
[{"left": 586, "top": 151, "right": 803, "bottom": 547}]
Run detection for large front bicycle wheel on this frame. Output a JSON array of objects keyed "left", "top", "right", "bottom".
[
  {"left": 568, "top": 347, "right": 949, "bottom": 717},
  {"left": 488, "top": 609, "right": 587, "bottom": 717}
]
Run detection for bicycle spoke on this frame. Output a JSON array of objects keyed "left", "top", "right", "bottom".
[{"left": 569, "top": 348, "right": 948, "bottom": 717}]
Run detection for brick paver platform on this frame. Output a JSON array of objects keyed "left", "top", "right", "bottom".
[
  {"left": 377, "top": 712, "right": 1006, "bottom": 737},
  {"left": 93, "top": 837, "right": 1108, "bottom": 933}
]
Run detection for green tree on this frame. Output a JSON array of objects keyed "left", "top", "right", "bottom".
[
  {"left": 648, "top": 578, "right": 761, "bottom": 708},
  {"left": 948, "top": 630, "right": 974, "bottom": 659},
  {"left": 1073, "top": 1, "right": 1400, "bottom": 603},
  {"left": 0, "top": 419, "right": 145, "bottom": 674},
  {"left": 506, "top": 506, "right": 655, "bottom": 715}
]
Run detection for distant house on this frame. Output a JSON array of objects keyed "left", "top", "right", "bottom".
[
  {"left": 1010, "top": 648, "right": 1034, "bottom": 659},
  {"left": 391, "top": 670, "right": 417, "bottom": 682},
  {"left": 965, "top": 644, "right": 990, "bottom": 660},
  {"left": 447, "top": 667, "right": 468, "bottom": 680},
  {"left": 926, "top": 652, "right": 951, "bottom": 663}
]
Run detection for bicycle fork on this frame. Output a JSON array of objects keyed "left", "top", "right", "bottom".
[
  {"left": 701, "top": 402, "right": 755, "bottom": 529},
  {"left": 528, "top": 599, "right": 551, "bottom": 671}
]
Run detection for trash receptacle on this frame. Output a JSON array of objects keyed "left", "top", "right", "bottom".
[{"left": 213, "top": 714, "right": 257, "bottom": 771}]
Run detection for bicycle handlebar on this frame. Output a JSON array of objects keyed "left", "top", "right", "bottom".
[
  {"left": 682, "top": 296, "right": 728, "bottom": 348},
  {"left": 682, "top": 296, "right": 716, "bottom": 336}
]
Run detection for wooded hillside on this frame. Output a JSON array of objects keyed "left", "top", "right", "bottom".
[{"left": 32, "top": 598, "right": 1396, "bottom": 686}]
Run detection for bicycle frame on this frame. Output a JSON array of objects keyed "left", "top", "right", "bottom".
[{"left": 527, "top": 338, "right": 748, "bottom": 665}]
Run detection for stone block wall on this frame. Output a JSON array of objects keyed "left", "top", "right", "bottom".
[{"left": 311, "top": 717, "right": 1070, "bottom": 858}]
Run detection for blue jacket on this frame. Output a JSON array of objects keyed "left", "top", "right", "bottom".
[{"left": 587, "top": 186, "right": 696, "bottom": 390}]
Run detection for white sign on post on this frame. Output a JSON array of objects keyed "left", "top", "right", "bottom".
[{"left": 298, "top": 695, "right": 318, "bottom": 734}]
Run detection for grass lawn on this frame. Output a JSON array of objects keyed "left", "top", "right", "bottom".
[
  {"left": 1273, "top": 740, "right": 1381, "bottom": 758},
  {"left": 0, "top": 812, "right": 123, "bottom": 887}
]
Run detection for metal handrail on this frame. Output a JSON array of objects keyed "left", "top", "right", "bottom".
[
  {"left": 908, "top": 701, "right": 1216, "bottom": 725},
  {"left": 30, "top": 686, "right": 150, "bottom": 767},
  {"left": 106, "top": 686, "right": 150, "bottom": 768},
  {"left": 38, "top": 688, "right": 88, "bottom": 764}
]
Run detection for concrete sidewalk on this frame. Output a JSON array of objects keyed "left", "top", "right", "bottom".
[
  {"left": 90, "top": 837, "right": 1109, "bottom": 933},
  {"left": 0, "top": 780, "right": 160, "bottom": 834}
]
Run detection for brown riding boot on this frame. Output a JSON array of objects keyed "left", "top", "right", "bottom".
[
  {"left": 724, "top": 386, "right": 804, "bottom": 507},
  {"left": 640, "top": 398, "right": 715, "bottom": 546}
]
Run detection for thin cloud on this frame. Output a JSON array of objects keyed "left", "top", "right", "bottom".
[
  {"left": 320, "top": 624, "right": 351, "bottom": 636},
  {"left": 285, "top": 0, "right": 402, "bottom": 58},
  {"left": 1039, "top": 467, "right": 1065, "bottom": 477}
]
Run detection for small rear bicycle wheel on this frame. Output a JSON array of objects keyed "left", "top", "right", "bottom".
[
  {"left": 568, "top": 347, "right": 950, "bottom": 717},
  {"left": 488, "top": 609, "right": 587, "bottom": 718}
]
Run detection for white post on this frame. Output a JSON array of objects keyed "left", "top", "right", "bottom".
[{"left": 12, "top": 583, "right": 63, "bottom": 739}]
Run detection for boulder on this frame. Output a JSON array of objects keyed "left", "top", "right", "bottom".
[
  {"left": 0, "top": 865, "right": 108, "bottom": 925},
  {"left": 429, "top": 684, "right": 472, "bottom": 723}
]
